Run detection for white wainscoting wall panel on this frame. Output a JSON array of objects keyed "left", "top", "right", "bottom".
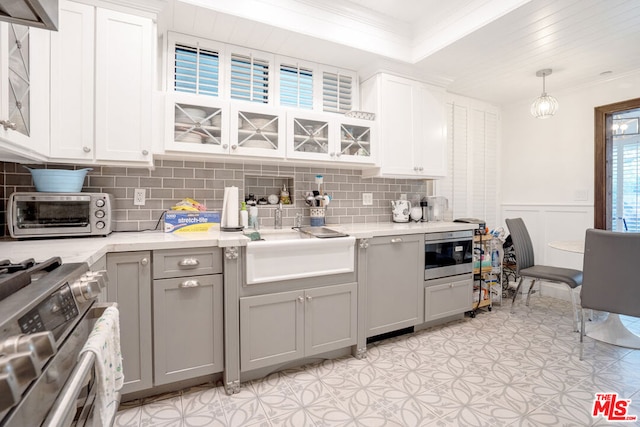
[{"left": 501, "top": 203, "right": 593, "bottom": 301}]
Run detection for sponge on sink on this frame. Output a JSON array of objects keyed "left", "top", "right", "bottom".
[{"left": 246, "top": 232, "right": 261, "bottom": 241}]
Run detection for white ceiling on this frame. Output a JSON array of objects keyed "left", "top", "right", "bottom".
[{"left": 159, "top": 0, "right": 640, "bottom": 106}]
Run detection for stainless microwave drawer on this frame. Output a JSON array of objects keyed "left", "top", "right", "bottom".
[{"left": 153, "top": 248, "right": 222, "bottom": 279}]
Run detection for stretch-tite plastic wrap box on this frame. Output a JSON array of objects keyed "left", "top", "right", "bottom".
[{"left": 164, "top": 211, "right": 221, "bottom": 232}]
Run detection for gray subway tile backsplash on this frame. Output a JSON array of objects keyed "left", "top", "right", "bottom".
[{"left": 1, "top": 159, "right": 429, "bottom": 235}]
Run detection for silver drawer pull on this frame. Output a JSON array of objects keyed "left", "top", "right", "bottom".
[
  {"left": 179, "top": 280, "right": 200, "bottom": 288},
  {"left": 178, "top": 258, "right": 200, "bottom": 268},
  {"left": 391, "top": 238, "right": 403, "bottom": 243}
]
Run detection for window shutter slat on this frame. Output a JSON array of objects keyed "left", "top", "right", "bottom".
[
  {"left": 322, "top": 71, "right": 352, "bottom": 113},
  {"left": 174, "top": 44, "right": 219, "bottom": 96},
  {"left": 230, "top": 53, "right": 270, "bottom": 103},
  {"left": 279, "top": 63, "right": 313, "bottom": 109}
]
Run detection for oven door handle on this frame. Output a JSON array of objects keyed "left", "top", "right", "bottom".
[
  {"left": 425, "top": 238, "right": 472, "bottom": 245},
  {"left": 43, "top": 303, "right": 119, "bottom": 427}
]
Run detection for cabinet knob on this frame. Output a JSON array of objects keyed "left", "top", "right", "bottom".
[
  {"left": 419, "top": 167, "right": 424, "bottom": 172},
  {"left": 179, "top": 280, "right": 200, "bottom": 288},
  {"left": 329, "top": 152, "right": 335, "bottom": 157},
  {"left": 83, "top": 146, "right": 91, "bottom": 153},
  {"left": 222, "top": 144, "right": 228, "bottom": 149},
  {"left": 391, "top": 238, "right": 403, "bottom": 243},
  {"left": 0, "top": 120, "right": 17, "bottom": 131},
  {"left": 142, "top": 150, "right": 149, "bottom": 156},
  {"left": 336, "top": 152, "right": 342, "bottom": 158},
  {"left": 231, "top": 144, "right": 238, "bottom": 150},
  {"left": 306, "top": 295, "right": 312, "bottom": 302},
  {"left": 140, "top": 258, "right": 148, "bottom": 266},
  {"left": 297, "top": 296, "right": 304, "bottom": 303}
]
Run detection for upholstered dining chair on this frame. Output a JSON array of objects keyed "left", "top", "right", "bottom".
[
  {"left": 505, "top": 218, "right": 583, "bottom": 331},
  {"left": 580, "top": 229, "right": 640, "bottom": 358}
]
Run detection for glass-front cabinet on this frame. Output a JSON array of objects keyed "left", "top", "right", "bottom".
[
  {"left": 229, "top": 104, "right": 285, "bottom": 158},
  {"left": 0, "top": 23, "right": 49, "bottom": 156},
  {"left": 166, "top": 94, "right": 228, "bottom": 155},
  {"left": 337, "top": 118, "right": 374, "bottom": 163},
  {"left": 286, "top": 111, "right": 375, "bottom": 164},
  {"left": 289, "top": 115, "right": 331, "bottom": 158}
]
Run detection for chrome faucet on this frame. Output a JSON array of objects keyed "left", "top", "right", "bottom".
[
  {"left": 274, "top": 203, "right": 283, "bottom": 229},
  {"left": 294, "top": 212, "right": 303, "bottom": 228}
]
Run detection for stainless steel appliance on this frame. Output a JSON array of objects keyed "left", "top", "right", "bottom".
[
  {"left": 0, "top": 257, "right": 111, "bottom": 427},
  {"left": 425, "top": 230, "right": 474, "bottom": 280},
  {"left": 8, "top": 192, "right": 114, "bottom": 239}
]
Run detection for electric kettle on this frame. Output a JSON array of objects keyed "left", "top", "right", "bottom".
[{"left": 391, "top": 200, "right": 411, "bottom": 222}]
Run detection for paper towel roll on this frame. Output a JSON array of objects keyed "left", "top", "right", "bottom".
[{"left": 222, "top": 186, "right": 239, "bottom": 228}]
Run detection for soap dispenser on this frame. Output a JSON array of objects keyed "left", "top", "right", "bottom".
[
  {"left": 280, "top": 184, "right": 291, "bottom": 204},
  {"left": 240, "top": 202, "right": 248, "bottom": 228}
]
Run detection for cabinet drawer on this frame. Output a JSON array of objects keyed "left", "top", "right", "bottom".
[
  {"left": 424, "top": 277, "right": 473, "bottom": 322},
  {"left": 153, "top": 247, "right": 222, "bottom": 278}
]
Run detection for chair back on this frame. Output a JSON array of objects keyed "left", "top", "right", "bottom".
[
  {"left": 505, "top": 218, "right": 535, "bottom": 273},
  {"left": 581, "top": 229, "right": 640, "bottom": 317}
]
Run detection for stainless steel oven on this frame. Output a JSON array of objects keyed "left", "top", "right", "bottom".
[
  {"left": 425, "top": 230, "right": 474, "bottom": 280},
  {"left": 0, "top": 258, "right": 113, "bottom": 427}
]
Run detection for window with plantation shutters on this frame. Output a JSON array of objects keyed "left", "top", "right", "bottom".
[
  {"left": 174, "top": 44, "right": 219, "bottom": 96},
  {"left": 230, "top": 53, "right": 269, "bottom": 103},
  {"left": 322, "top": 71, "right": 352, "bottom": 113},
  {"left": 280, "top": 63, "right": 313, "bottom": 109}
]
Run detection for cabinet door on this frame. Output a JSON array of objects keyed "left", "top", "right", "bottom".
[
  {"left": 424, "top": 277, "right": 473, "bottom": 322},
  {"left": 166, "top": 94, "right": 228, "bottom": 155},
  {"left": 94, "top": 8, "right": 153, "bottom": 163},
  {"left": 49, "top": 0, "right": 95, "bottom": 160},
  {"left": 305, "top": 282, "right": 357, "bottom": 356},
  {"left": 414, "top": 84, "right": 447, "bottom": 177},
  {"left": 366, "top": 234, "right": 424, "bottom": 337},
  {"left": 230, "top": 103, "right": 285, "bottom": 158},
  {"left": 0, "top": 23, "right": 49, "bottom": 156},
  {"left": 286, "top": 111, "right": 332, "bottom": 161},
  {"left": 153, "top": 274, "right": 223, "bottom": 385},
  {"left": 240, "top": 290, "right": 304, "bottom": 371},
  {"left": 375, "top": 75, "right": 417, "bottom": 176},
  {"left": 106, "top": 251, "right": 152, "bottom": 394},
  {"left": 335, "top": 118, "right": 375, "bottom": 164}
]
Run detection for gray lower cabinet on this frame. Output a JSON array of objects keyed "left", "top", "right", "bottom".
[
  {"left": 106, "top": 251, "right": 152, "bottom": 394},
  {"left": 153, "top": 274, "right": 223, "bottom": 385},
  {"left": 240, "top": 282, "right": 357, "bottom": 371},
  {"left": 152, "top": 248, "right": 224, "bottom": 386},
  {"left": 424, "top": 275, "right": 473, "bottom": 322},
  {"left": 364, "top": 234, "right": 424, "bottom": 337}
]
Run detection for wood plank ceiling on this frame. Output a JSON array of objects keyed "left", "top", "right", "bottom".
[{"left": 160, "top": 0, "right": 640, "bottom": 106}]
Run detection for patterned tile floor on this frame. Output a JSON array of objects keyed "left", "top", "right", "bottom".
[{"left": 115, "top": 296, "right": 640, "bottom": 426}]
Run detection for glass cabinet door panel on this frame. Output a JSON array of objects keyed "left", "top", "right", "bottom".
[
  {"left": 292, "top": 118, "right": 329, "bottom": 154},
  {"left": 8, "top": 24, "right": 30, "bottom": 137},
  {"left": 340, "top": 124, "right": 371, "bottom": 158},
  {"left": 174, "top": 102, "right": 223, "bottom": 146},
  {"left": 236, "top": 111, "right": 279, "bottom": 150}
]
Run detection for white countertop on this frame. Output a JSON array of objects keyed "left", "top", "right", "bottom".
[{"left": 0, "top": 221, "right": 478, "bottom": 265}]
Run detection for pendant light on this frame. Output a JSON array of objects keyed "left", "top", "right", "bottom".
[{"left": 530, "top": 69, "right": 558, "bottom": 119}]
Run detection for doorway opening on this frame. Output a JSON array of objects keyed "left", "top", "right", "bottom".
[{"left": 594, "top": 98, "right": 640, "bottom": 230}]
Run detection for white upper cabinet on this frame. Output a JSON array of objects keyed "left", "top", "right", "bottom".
[
  {"left": 230, "top": 103, "right": 285, "bottom": 158},
  {"left": 165, "top": 94, "right": 228, "bottom": 155},
  {"left": 50, "top": 1, "right": 154, "bottom": 165},
  {"left": 286, "top": 110, "right": 375, "bottom": 164},
  {"left": 361, "top": 73, "right": 447, "bottom": 179},
  {"left": 0, "top": 23, "right": 50, "bottom": 159}
]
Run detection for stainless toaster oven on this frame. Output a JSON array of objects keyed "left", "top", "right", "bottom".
[{"left": 8, "top": 192, "right": 114, "bottom": 239}]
